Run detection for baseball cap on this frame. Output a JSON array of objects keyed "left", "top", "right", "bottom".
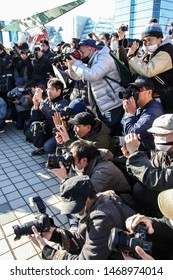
[
  {"left": 68, "top": 98, "right": 86, "bottom": 115},
  {"left": 158, "top": 189, "right": 173, "bottom": 219},
  {"left": 15, "top": 77, "right": 25, "bottom": 86},
  {"left": 68, "top": 112, "right": 96, "bottom": 127},
  {"left": 147, "top": 114, "right": 173, "bottom": 134},
  {"left": 142, "top": 22, "right": 163, "bottom": 39},
  {"left": 60, "top": 175, "right": 94, "bottom": 214},
  {"left": 129, "top": 76, "right": 154, "bottom": 90},
  {"left": 79, "top": 39, "right": 103, "bottom": 50}
]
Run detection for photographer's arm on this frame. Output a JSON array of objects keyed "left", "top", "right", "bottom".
[
  {"left": 49, "top": 161, "right": 70, "bottom": 180},
  {"left": 125, "top": 213, "right": 154, "bottom": 235}
]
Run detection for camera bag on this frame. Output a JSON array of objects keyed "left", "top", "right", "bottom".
[{"left": 31, "top": 121, "right": 52, "bottom": 148}]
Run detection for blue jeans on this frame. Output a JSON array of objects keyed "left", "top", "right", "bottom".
[
  {"left": 43, "top": 136, "right": 57, "bottom": 154},
  {"left": 97, "top": 105, "right": 124, "bottom": 136}
]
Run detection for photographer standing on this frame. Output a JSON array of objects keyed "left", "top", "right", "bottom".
[
  {"left": 27, "top": 46, "right": 53, "bottom": 87},
  {"left": 67, "top": 38, "right": 124, "bottom": 136},
  {"left": 127, "top": 21, "right": 173, "bottom": 113}
]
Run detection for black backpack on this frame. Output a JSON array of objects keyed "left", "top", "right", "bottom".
[{"left": 104, "top": 50, "right": 134, "bottom": 88}]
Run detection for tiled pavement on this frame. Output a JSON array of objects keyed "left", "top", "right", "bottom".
[{"left": 0, "top": 120, "right": 69, "bottom": 260}]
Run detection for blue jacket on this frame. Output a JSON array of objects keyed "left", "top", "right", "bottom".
[
  {"left": 122, "top": 99, "right": 164, "bottom": 151},
  {"left": 31, "top": 96, "right": 69, "bottom": 129}
]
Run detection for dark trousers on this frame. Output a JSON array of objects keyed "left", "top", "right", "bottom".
[{"left": 96, "top": 105, "right": 124, "bottom": 137}]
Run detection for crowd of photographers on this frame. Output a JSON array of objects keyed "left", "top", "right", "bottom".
[{"left": 1, "top": 18, "right": 173, "bottom": 260}]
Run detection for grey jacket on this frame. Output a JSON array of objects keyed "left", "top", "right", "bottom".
[
  {"left": 42, "top": 192, "right": 135, "bottom": 260},
  {"left": 126, "top": 150, "right": 173, "bottom": 192},
  {"left": 68, "top": 46, "right": 123, "bottom": 114}
]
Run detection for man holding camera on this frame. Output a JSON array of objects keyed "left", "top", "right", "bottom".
[
  {"left": 67, "top": 38, "right": 124, "bottom": 137},
  {"left": 123, "top": 188, "right": 173, "bottom": 260},
  {"left": 30, "top": 77, "right": 69, "bottom": 156},
  {"left": 30, "top": 175, "right": 135, "bottom": 260},
  {"left": 127, "top": 21, "right": 173, "bottom": 113},
  {"left": 121, "top": 75, "right": 163, "bottom": 152},
  {"left": 7, "top": 77, "right": 33, "bottom": 129},
  {"left": 121, "top": 114, "right": 173, "bottom": 218}
]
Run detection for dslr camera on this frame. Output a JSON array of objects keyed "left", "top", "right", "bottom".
[
  {"left": 119, "top": 86, "right": 139, "bottom": 102},
  {"left": 7, "top": 91, "right": 18, "bottom": 102},
  {"left": 119, "top": 24, "right": 128, "bottom": 32},
  {"left": 51, "top": 51, "right": 81, "bottom": 64},
  {"left": 13, "top": 196, "right": 53, "bottom": 240},
  {"left": 122, "top": 38, "right": 143, "bottom": 48},
  {"left": 45, "top": 147, "right": 73, "bottom": 173},
  {"left": 108, "top": 222, "right": 152, "bottom": 259}
]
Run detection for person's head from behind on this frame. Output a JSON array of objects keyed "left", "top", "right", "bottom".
[
  {"left": 60, "top": 175, "right": 96, "bottom": 217},
  {"left": 69, "top": 139, "right": 100, "bottom": 174},
  {"left": 128, "top": 76, "right": 154, "bottom": 108},
  {"left": 78, "top": 39, "right": 103, "bottom": 63},
  {"left": 147, "top": 114, "right": 173, "bottom": 153},
  {"left": 142, "top": 22, "right": 163, "bottom": 53},
  {"left": 47, "top": 78, "right": 64, "bottom": 100},
  {"left": 68, "top": 111, "right": 96, "bottom": 138}
]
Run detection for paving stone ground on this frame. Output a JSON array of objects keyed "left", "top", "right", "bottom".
[{"left": 0, "top": 121, "right": 69, "bottom": 260}]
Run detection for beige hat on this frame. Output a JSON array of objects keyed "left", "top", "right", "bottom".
[
  {"left": 147, "top": 114, "right": 173, "bottom": 134},
  {"left": 158, "top": 189, "right": 173, "bottom": 219}
]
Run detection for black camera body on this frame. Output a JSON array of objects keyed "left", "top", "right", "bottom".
[
  {"left": 51, "top": 51, "right": 81, "bottom": 64},
  {"left": 7, "top": 91, "right": 18, "bottom": 102},
  {"left": 119, "top": 86, "right": 139, "bottom": 101},
  {"left": 13, "top": 196, "right": 51, "bottom": 240},
  {"left": 119, "top": 24, "right": 128, "bottom": 32},
  {"left": 108, "top": 222, "right": 152, "bottom": 259},
  {"left": 46, "top": 148, "right": 73, "bottom": 173},
  {"left": 60, "top": 106, "right": 72, "bottom": 121}
]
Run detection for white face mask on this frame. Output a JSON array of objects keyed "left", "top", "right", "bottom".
[
  {"left": 72, "top": 164, "right": 84, "bottom": 176},
  {"left": 110, "top": 41, "right": 118, "bottom": 51},
  {"left": 101, "top": 40, "right": 106, "bottom": 45},
  {"left": 154, "top": 136, "right": 172, "bottom": 152},
  {"left": 143, "top": 44, "right": 158, "bottom": 54}
]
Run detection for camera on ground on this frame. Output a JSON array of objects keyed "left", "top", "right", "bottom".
[
  {"left": 13, "top": 196, "right": 52, "bottom": 240},
  {"left": 108, "top": 222, "right": 152, "bottom": 259}
]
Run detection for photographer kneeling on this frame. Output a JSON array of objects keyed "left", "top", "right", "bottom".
[
  {"left": 7, "top": 77, "right": 33, "bottom": 129},
  {"left": 121, "top": 189, "right": 173, "bottom": 260},
  {"left": 30, "top": 175, "right": 135, "bottom": 260}
]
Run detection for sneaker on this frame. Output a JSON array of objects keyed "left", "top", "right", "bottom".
[
  {"left": 31, "top": 148, "right": 45, "bottom": 156},
  {"left": 0, "top": 128, "right": 5, "bottom": 133}
]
